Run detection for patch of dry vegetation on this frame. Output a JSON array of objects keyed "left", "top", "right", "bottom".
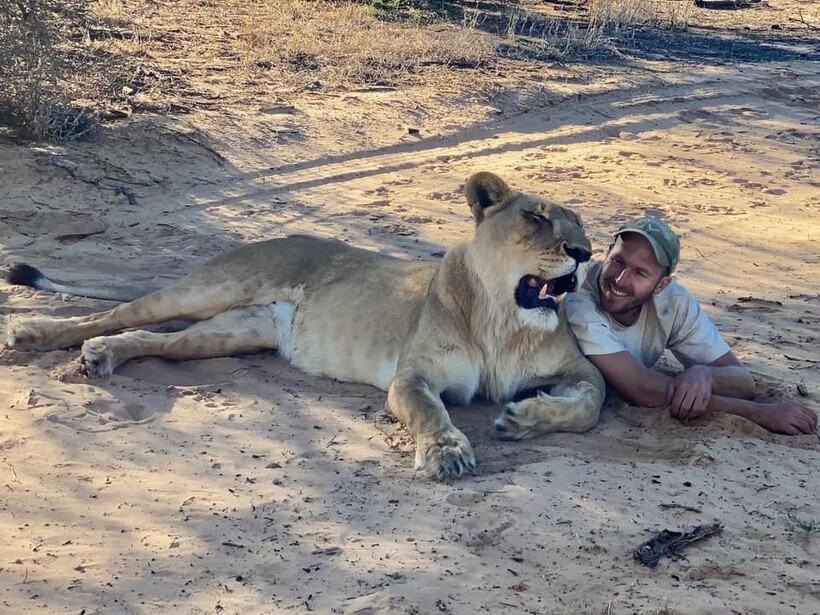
[
  {"left": 2, "top": 0, "right": 817, "bottom": 142},
  {"left": 238, "top": 1, "right": 494, "bottom": 89},
  {"left": 0, "top": 0, "right": 143, "bottom": 141},
  {"left": 501, "top": 0, "right": 696, "bottom": 60}
]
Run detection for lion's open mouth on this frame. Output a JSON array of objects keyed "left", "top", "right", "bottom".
[{"left": 515, "top": 272, "right": 577, "bottom": 311}]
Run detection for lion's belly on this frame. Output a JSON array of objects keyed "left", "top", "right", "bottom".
[
  {"left": 285, "top": 295, "right": 425, "bottom": 391},
  {"left": 291, "top": 325, "right": 402, "bottom": 391},
  {"left": 254, "top": 253, "right": 434, "bottom": 390}
]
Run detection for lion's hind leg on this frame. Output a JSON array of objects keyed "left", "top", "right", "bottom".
[
  {"left": 80, "top": 303, "right": 291, "bottom": 377},
  {"left": 7, "top": 281, "right": 256, "bottom": 352}
]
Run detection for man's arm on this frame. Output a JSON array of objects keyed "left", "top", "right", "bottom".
[
  {"left": 586, "top": 351, "right": 668, "bottom": 408},
  {"left": 665, "top": 351, "right": 754, "bottom": 418},
  {"left": 698, "top": 351, "right": 755, "bottom": 399},
  {"left": 587, "top": 351, "right": 818, "bottom": 435}
]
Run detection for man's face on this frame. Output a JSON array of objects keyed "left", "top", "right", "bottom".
[{"left": 599, "top": 233, "right": 672, "bottom": 323}]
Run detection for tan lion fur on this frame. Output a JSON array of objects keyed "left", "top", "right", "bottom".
[{"left": 6, "top": 172, "right": 604, "bottom": 480}]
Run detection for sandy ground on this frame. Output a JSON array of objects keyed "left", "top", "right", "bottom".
[{"left": 1, "top": 7, "right": 819, "bottom": 615}]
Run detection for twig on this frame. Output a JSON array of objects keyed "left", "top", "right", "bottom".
[
  {"left": 3, "top": 460, "right": 20, "bottom": 483},
  {"left": 660, "top": 502, "right": 702, "bottom": 513},
  {"left": 161, "top": 127, "right": 227, "bottom": 166},
  {"left": 633, "top": 522, "right": 723, "bottom": 568},
  {"left": 744, "top": 498, "right": 778, "bottom": 515},
  {"left": 371, "top": 420, "right": 402, "bottom": 450},
  {"left": 784, "top": 354, "right": 820, "bottom": 364},
  {"left": 789, "top": 10, "right": 819, "bottom": 30},
  {"left": 693, "top": 247, "right": 719, "bottom": 264}
]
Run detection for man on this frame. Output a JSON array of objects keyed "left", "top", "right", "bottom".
[{"left": 564, "top": 216, "right": 817, "bottom": 435}]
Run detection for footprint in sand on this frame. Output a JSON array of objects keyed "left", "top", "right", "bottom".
[
  {"left": 676, "top": 108, "right": 732, "bottom": 126},
  {"left": 445, "top": 491, "right": 485, "bottom": 507},
  {"left": 617, "top": 150, "right": 646, "bottom": 160}
]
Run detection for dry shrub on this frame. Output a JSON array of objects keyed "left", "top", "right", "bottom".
[
  {"left": 0, "top": 0, "right": 141, "bottom": 142},
  {"left": 238, "top": 0, "right": 495, "bottom": 89},
  {"left": 502, "top": 0, "right": 696, "bottom": 60},
  {"left": 586, "top": 0, "right": 695, "bottom": 32}
]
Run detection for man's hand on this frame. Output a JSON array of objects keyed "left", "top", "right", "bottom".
[
  {"left": 751, "top": 401, "right": 818, "bottom": 435},
  {"left": 666, "top": 365, "right": 714, "bottom": 420}
]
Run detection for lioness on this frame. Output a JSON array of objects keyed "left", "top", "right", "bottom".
[{"left": 5, "top": 172, "right": 604, "bottom": 480}]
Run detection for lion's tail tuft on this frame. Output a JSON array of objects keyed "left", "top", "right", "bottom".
[{"left": 7, "top": 263, "right": 46, "bottom": 288}]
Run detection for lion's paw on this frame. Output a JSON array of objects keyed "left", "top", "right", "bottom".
[
  {"left": 5, "top": 315, "right": 47, "bottom": 351},
  {"left": 415, "top": 428, "right": 476, "bottom": 481},
  {"left": 79, "top": 337, "right": 116, "bottom": 378},
  {"left": 493, "top": 402, "right": 532, "bottom": 441}
]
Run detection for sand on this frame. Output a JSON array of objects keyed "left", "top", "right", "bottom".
[{"left": 1, "top": 10, "right": 819, "bottom": 615}]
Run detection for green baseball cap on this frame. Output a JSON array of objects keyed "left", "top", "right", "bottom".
[{"left": 615, "top": 216, "right": 680, "bottom": 273}]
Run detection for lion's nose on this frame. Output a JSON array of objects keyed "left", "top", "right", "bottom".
[{"left": 563, "top": 243, "right": 591, "bottom": 263}]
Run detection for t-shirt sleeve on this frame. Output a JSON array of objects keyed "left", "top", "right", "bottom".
[
  {"left": 564, "top": 292, "right": 629, "bottom": 357},
  {"left": 667, "top": 293, "right": 730, "bottom": 367}
]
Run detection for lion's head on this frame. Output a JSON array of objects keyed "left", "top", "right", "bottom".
[{"left": 464, "top": 171, "right": 591, "bottom": 329}]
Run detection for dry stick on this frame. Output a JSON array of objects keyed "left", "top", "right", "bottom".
[
  {"left": 660, "top": 502, "right": 702, "bottom": 513},
  {"left": 3, "top": 460, "right": 20, "bottom": 483},
  {"left": 693, "top": 247, "right": 719, "bottom": 265},
  {"left": 784, "top": 354, "right": 820, "bottom": 364},
  {"left": 790, "top": 11, "right": 819, "bottom": 30},
  {"left": 633, "top": 522, "right": 723, "bottom": 568}
]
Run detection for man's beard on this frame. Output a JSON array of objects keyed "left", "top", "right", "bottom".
[{"left": 599, "top": 276, "right": 656, "bottom": 320}]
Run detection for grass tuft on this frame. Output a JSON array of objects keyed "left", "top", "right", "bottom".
[{"left": 784, "top": 512, "right": 820, "bottom": 532}]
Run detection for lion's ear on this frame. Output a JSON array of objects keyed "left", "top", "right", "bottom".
[{"left": 465, "top": 172, "right": 512, "bottom": 225}]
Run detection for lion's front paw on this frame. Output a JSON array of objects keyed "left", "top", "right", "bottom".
[
  {"left": 415, "top": 428, "right": 476, "bottom": 481},
  {"left": 79, "top": 338, "right": 116, "bottom": 378},
  {"left": 494, "top": 402, "right": 532, "bottom": 441}
]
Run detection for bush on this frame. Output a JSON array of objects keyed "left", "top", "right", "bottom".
[{"left": 0, "top": 1, "right": 101, "bottom": 142}]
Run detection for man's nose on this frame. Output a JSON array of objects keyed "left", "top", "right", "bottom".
[{"left": 614, "top": 269, "right": 629, "bottom": 286}]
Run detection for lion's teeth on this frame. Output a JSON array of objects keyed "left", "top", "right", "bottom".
[{"left": 538, "top": 284, "right": 552, "bottom": 300}]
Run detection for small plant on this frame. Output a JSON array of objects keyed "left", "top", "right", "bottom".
[
  {"left": 362, "top": 0, "right": 461, "bottom": 23},
  {"left": 784, "top": 512, "right": 820, "bottom": 532}
]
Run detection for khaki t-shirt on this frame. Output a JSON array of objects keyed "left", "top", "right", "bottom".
[{"left": 565, "top": 262, "right": 730, "bottom": 368}]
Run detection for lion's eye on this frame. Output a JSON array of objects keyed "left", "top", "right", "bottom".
[{"left": 523, "top": 211, "right": 549, "bottom": 225}]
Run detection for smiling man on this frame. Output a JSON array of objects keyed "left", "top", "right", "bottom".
[{"left": 565, "top": 216, "right": 817, "bottom": 435}]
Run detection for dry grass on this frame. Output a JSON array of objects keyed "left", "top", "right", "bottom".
[
  {"left": 501, "top": 0, "right": 697, "bottom": 61},
  {"left": 2, "top": 0, "right": 815, "bottom": 141},
  {"left": 237, "top": 1, "right": 494, "bottom": 89},
  {"left": 0, "top": 0, "right": 142, "bottom": 141},
  {"left": 586, "top": 0, "right": 696, "bottom": 32}
]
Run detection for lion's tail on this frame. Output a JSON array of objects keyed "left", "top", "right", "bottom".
[{"left": 6, "top": 263, "right": 153, "bottom": 302}]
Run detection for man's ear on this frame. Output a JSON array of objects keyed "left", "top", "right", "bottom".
[
  {"left": 653, "top": 275, "right": 674, "bottom": 295},
  {"left": 464, "top": 172, "right": 512, "bottom": 225}
]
